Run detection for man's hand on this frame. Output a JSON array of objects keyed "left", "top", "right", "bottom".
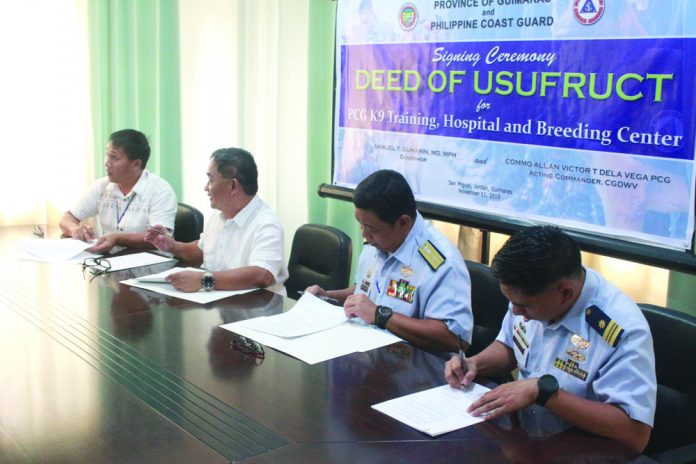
[
  {"left": 145, "top": 225, "right": 175, "bottom": 252},
  {"left": 70, "top": 224, "right": 95, "bottom": 242},
  {"left": 166, "top": 271, "right": 203, "bottom": 293},
  {"left": 444, "top": 354, "right": 477, "bottom": 388},
  {"left": 467, "top": 378, "right": 539, "bottom": 420},
  {"left": 344, "top": 293, "right": 377, "bottom": 323},
  {"left": 88, "top": 234, "right": 117, "bottom": 253},
  {"left": 304, "top": 285, "right": 328, "bottom": 298}
]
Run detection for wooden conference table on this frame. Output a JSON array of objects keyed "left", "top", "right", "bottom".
[{"left": 0, "top": 228, "right": 655, "bottom": 463}]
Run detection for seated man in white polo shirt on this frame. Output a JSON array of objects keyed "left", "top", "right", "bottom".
[
  {"left": 60, "top": 129, "right": 177, "bottom": 253},
  {"left": 145, "top": 148, "right": 288, "bottom": 295}
]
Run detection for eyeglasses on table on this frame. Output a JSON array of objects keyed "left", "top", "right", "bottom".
[
  {"left": 231, "top": 334, "right": 265, "bottom": 364},
  {"left": 81, "top": 257, "right": 111, "bottom": 281}
]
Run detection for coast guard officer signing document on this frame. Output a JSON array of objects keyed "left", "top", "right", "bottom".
[
  {"left": 445, "top": 226, "right": 656, "bottom": 453},
  {"left": 307, "top": 170, "right": 473, "bottom": 353}
]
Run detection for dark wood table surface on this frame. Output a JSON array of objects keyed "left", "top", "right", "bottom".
[{"left": 0, "top": 228, "right": 656, "bottom": 463}]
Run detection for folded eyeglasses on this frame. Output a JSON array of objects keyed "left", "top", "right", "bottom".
[
  {"left": 231, "top": 334, "right": 265, "bottom": 364},
  {"left": 81, "top": 257, "right": 111, "bottom": 281}
]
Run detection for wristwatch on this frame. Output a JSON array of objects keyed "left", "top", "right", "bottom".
[
  {"left": 201, "top": 271, "right": 216, "bottom": 291},
  {"left": 536, "top": 374, "right": 559, "bottom": 406},
  {"left": 375, "top": 305, "right": 393, "bottom": 330}
]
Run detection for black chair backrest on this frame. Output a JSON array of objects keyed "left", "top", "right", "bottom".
[
  {"left": 639, "top": 303, "right": 696, "bottom": 458},
  {"left": 285, "top": 224, "right": 352, "bottom": 301},
  {"left": 173, "top": 203, "right": 204, "bottom": 243},
  {"left": 465, "top": 260, "right": 509, "bottom": 356}
]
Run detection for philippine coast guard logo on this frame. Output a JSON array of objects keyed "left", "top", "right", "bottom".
[
  {"left": 573, "top": 0, "right": 605, "bottom": 25},
  {"left": 398, "top": 3, "right": 418, "bottom": 31}
]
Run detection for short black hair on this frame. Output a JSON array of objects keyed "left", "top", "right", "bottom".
[
  {"left": 210, "top": 148, "right": 258, "bottom": 196},
  {"left": 491, "top": 226, "right": 582, "bottom": 295},
  {"left": 108, "top": 129, "right": 150, "bottom": 169},
  {"left": 353, "top": 170, "right": 417, "bottom": 224}
]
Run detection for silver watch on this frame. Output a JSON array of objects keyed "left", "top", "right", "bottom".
[{"left": 201, "top": 271, "right": 215, "bottom": 291}]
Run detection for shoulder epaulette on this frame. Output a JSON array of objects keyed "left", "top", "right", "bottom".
[
  {"left": 418, "top": 240, "right": 446, "bottom": 271},
  {"left": 585, "top": 305, "right": 624, "bottom": 348}
]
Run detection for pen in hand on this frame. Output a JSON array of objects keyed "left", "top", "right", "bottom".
[
  {"left": 146, "top": 224, "right": 171, "bottom": 238},
  {"left": 458, "top": 335, "right": 469, "bottom": 377}
]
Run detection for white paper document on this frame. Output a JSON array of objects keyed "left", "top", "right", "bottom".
[
  {"left": 240, "top": 292, "right": 348, "bottom": 337},
  {"left": 222, "top": 310, "right": 402, "bottom": 364},
  {"left": 132, "top": 267, "right": 182, "bottom": 282},
  {"left": 99, "top": 252, "right": 175, "bottom": 272},
  {"left": 122, "top": 267, "right": 255, "bottom": 304},
  {"left": 372, "top": 384, "right": 490, "bottom": 437},
  {"left": 19, "top": 238, "right": 95, "bottom": 262}
]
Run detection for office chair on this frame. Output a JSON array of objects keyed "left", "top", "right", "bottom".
[
  {"left": 285, "top": 224, "right": 352, "bottom": 301},
  {"left": 173, "top": 203, "right": 204, "bottom": 243},
  {"left": 639, "top": 303, "right": 696, "bottom": 464},
  {"left": 465, "top": 259, "right": 510, "bottom": 357}
]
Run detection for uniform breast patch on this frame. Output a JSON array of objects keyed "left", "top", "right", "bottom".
[
  {"left": 554, "top": 357, "right": 588, "bottom": 381},
  {"left": 387, "top": 279, "right": 415, "bottom": 303}
]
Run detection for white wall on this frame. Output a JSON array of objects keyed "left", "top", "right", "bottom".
[
  {"left": 178, "top": 0, "right": 309, "bottom": 260},
  {"left": 0, "top": 1, "right": 93, "bottom": 227}
]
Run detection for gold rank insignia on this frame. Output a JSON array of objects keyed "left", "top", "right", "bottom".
[
  {"left": 400, "top": 265, "right": 414, "bottom": 277},
  {"left": 418, "top": 240, "right": 446, "bottom": 271},
  {"left": 566, "top": 349, "right": 586, "bottom": 363},
  {"left": 554, "top": 357, "right": 588, "bottom": 381},
  {"left": 585, "top": 305, "right": 624, "bottom": 348},
  {"left": 570, "top": 334, "right": 590, "bottom": 350}
]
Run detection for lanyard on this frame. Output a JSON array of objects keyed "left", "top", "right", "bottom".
[{"left": 116, "top": 193, "right": 137, "bottom": 230}]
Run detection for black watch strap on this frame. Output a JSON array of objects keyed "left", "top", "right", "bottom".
[
  {"left": 536, "top": 374, "right": 559, "bottom": 406},
  {"left": 375, "top": 305, "right": 393, "bottom": 330}
]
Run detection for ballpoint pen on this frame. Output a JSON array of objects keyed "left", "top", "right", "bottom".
[
  {"left": 458, "top": 335, "right": 469, "bottom": 376},
  {"left": 148, "top": 224, "right": 173, "bottom": 238}
]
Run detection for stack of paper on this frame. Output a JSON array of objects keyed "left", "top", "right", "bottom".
[
  {"left": 222, "top": 292, "right": 402, "bottom": 364},
  {"left": 372, "top": 383, "right": 491, "bottom": 436},
  {"left": 122, "top": 267, "right": 254, "bottom": 304},
  {"left": 132, "top": 267, "right": 181, "bottom": 282},
  {"left": 99, "top": 252, "right": 175, "bottom": 272},
  {"left": 240, "top": 293, "right": 348, "bottom": 337},
  {"left": 19, "top": 238, "right": 97, "bottom": 263}
]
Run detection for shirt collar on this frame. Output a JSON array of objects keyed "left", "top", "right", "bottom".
[
  {"left": 550, "top": 267, "right": 594, "bottom": 335},
  {"left": 388, "top": 212, "right": 424, "bottom": 266},
  {"left": 130, "top": 170, "right": 149, "bottom": 197},
  {"left": 109, "top": 170, "right": 148, "bottom": 199},
  {"left": 218, "top": 195, "right": 260, "bottom": 227}
]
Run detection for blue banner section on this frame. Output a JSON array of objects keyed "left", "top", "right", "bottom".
[
  {"left": 333, "top": 0, "right": 696, "bottom": 250},
  {"left": 339, "top": 38, "right": 696, "bottom": 160}
]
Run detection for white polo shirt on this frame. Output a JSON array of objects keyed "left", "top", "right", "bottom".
[
  {"left": 71, "top": 170, "right": 177, "bottom": 235},
  {"left": 198, "top": 195, "right": 288, "bottom": 295}
]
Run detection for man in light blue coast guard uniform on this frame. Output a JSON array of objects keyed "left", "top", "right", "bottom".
[
  {"left": 307, "top": 170, "right": 472, "bottom": 353},
  {"left": 444, "top": 226, "right": 656, "bottom": 454}
]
